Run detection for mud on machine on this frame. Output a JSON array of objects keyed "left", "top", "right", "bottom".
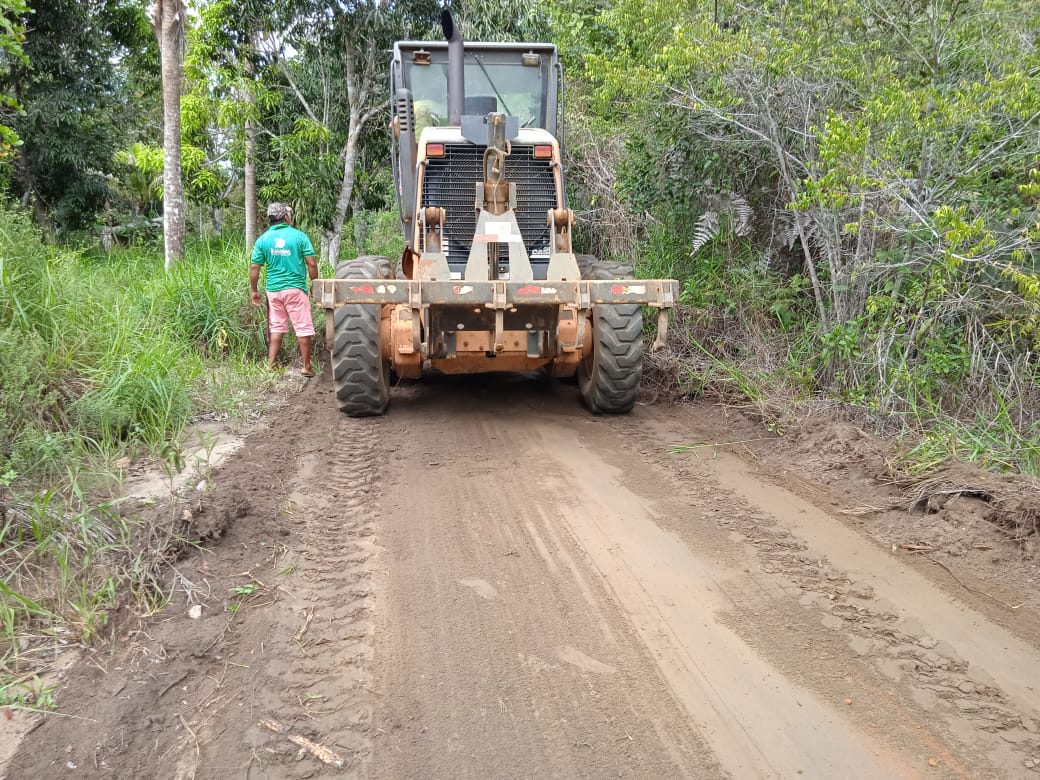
[{"left": 311, "top": 11, "right": 678, "bottom": 417}]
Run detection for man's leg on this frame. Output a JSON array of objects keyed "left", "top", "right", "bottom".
[
  {"left": 284, "top": 289, "right": 317, "bottom": 376},
  {"left": 268, "top": 332, "right": 285, "bottom": 367},
  {"left": 299, "top": 336, "right": 313, "bottom": 377},
  {"left": 266, "top": 290, "right": 291, "bottom": 368}
]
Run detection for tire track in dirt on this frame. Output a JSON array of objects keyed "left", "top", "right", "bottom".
[
  {"left": 526, "top": 418, "right": 919, "bottom": 779},
  {"left": 365, "top": 376, "right": 1040, "bottom": 778},
  {"left": 9, "top": 374, "right": 1040, "bottom": 779},
  {"left": 235, "top": 413, "right": 386, "bottom": 777},
  {"left": 2, "top": 379, "right": 389, "bottom": 780},
  {"left": 369, "top": 394, "right": 725, "bottom": 779},
  {"left": 614, "top": 408, "right": 1040, "bottom": 777}
]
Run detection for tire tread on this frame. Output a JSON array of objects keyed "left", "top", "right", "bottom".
[
  {"left": 331, "top": 256, "right": 392, "bottom": 417},
  {"left": 577, "top": 259, "right": 643, "bottom": 414}
]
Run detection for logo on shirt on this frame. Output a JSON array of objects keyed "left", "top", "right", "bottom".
[{"left": 270, "top": 236, "right": 291, "bottom": 257}]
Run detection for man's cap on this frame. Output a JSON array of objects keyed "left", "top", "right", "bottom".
[{"left": 267, "top": 202, "right": 292, "bottom": 222}]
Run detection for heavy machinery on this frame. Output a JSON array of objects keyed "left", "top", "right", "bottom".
[{"left": 311, "top": 11, "right": 677, "bottom": 416}]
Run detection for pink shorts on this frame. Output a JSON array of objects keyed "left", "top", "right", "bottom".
[{"left": 266, "top": 288, "right": 315, "bottom": 337}]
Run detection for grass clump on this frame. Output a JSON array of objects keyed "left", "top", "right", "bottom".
[{"left": 0, "top": 205, "right": 278, "bottom": 697}]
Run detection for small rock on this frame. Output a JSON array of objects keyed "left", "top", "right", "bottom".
[
  {"left": 844, "top": 698, "right": 853, "bottom": 706},
  {"left": 188, "top": 604, "right": 203, "bottom": 620},
  {"left": 916, "top": 636, "right": 939, "bottom": 650},
  {"left": 928, "top": 758, "right": 938, "bottom": 767},
  {"left": 197, "top": 480, "right": 207, "bottom": 492},
  {"left": 958, "top": 681, "right": 975, "bottom": 694}
]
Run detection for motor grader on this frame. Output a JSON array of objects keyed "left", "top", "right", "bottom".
[{"left": 311, "top": 12, "right": 677, "bottom": 416}]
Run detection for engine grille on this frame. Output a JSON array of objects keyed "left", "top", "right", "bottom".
[{"left": 421, "top": 143, "right": 556, "bottom": 268}]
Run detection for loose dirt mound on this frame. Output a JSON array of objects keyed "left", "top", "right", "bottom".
[{"left": 888, "top": 461, "right": 1040, "bottom": 552}]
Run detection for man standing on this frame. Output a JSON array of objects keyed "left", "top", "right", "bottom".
[{"left": 250, "top": 202, "right": 319, "bottom": 376}]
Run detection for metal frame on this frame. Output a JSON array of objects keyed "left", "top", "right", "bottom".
[{"left": 313, "top": 279, "right": 678, "bottom": 309}]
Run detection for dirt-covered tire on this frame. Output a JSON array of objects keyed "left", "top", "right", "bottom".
[
  {"left": 576, "top": 256, "right": 643, "bottom": 413},
  {"left": 578, "top": 303, "right": 644, "bottom": 413},
  {"left": 576, "top": 254, "right": 633, "bottom": 281},
  {"left": 332, "top": 256, "right": 392, "bottom": 417}
]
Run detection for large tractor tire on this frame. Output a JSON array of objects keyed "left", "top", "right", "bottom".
[
  {"left": 576, "top": 254, "right": 633, "bottom": 281},
  {"left": 332, "top": 256, "right": 393, "bottom": 417},
  {"left": 577, "top": 257, "right": 644, "bottom": 414}
]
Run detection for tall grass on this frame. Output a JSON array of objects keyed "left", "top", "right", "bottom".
[
  {"left": 0, "top": 211, "right": 270, "bottom": 487},
  {"left": 0, "top": 207, "right": 277, "bottom": 700}
]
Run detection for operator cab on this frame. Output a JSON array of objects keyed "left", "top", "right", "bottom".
[
  {"left": 390, "top": 41, "right": 565, "bottom": 280},
  {"left": 392, "top": 42, "right": 560, "bottom": 137}
]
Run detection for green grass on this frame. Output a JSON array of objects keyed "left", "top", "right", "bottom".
[
  {"left": 0, "top": 206, "right": 281, "bottom": 696},
  {"left": 0, "top": 211, "right": 271, "bottom": 489},
  {"left": 898, "top": 401, "right": 1040, "bottom": 477}
]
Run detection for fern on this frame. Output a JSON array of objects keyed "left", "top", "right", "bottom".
[
  {"left": 731, "top": 194, "right": 753, "bottom": 237},
  {"left": 690, "top": 210, "right": 721, "bottom": 256},
  {"left": 691, "top": 192, "right": 755, "bottom": 256}
]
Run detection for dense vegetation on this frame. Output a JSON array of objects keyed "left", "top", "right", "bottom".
[
  {"left": 0, "top": 0, "right": 1038, "bottom": 705},
  {"left": 554, "top": 0, "right": 1040, "bottom": 473}
]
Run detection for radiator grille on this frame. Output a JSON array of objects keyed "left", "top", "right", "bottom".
[{"left": 422, "top": 144, "right": 556, "bottom": 266}]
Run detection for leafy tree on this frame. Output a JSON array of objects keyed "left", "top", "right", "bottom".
[
  {"left": 0, "top": 0, "right": 154, "bottom": 231},
  {"left": 250, "top": 0, "right": 439, "bottom": 262},
  {"left": 0, "top": 0, "right": 28, "bottom": 153},
  {"left": 187, "top": 0, "right": 275, "bottom": 249},
  {"left": 545, "top": 0, "right": 1040, "bottom": 421}
]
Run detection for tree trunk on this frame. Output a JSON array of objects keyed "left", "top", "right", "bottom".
[
  {"left": 327, "top": 127, "right": 361, "bottom": 265},
  {"left": 209, "top": 206, "right": 224, "bottom": 237},
  {"left": 243, "top": 54, "right": 258, "bottom": 253},
  {"left": 319, "top": 231, "right": 333, "bottom": 265},
  {"left": 157, "top": 0, "right": 185, "bottom": 271},
  {"left": 353, "top": 197, "right": 367, "bottom": 255},
  {"left": 244, "top": 115, "right": 257, "bottom": 252}
]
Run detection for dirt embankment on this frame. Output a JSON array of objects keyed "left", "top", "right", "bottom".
[{"left": 4, "top": 372, "right": 1040, "bottom": 779}]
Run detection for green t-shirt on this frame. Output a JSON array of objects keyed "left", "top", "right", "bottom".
[{"left": 250, "top": 223, "right": 316, "bottom": 293}]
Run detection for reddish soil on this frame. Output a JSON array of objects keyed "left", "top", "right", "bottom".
[{"left": 3, "top": 371, "right": 1039, "bottom": 779}]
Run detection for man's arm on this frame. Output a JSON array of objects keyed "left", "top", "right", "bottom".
[
  {"left": 249, "top": 263, "right": 263, "bottom": 306},
  {"left": 305, "top": 254, "right": 318, "bottom": 281}
]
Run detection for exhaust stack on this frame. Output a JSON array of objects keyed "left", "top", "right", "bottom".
[{"left": 441, "top": 10, "right": 465, "bottom": 126}]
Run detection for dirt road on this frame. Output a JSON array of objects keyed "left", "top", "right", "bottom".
[{"left": 6, "top": 372, "right": 1040, "bottom": 779}]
